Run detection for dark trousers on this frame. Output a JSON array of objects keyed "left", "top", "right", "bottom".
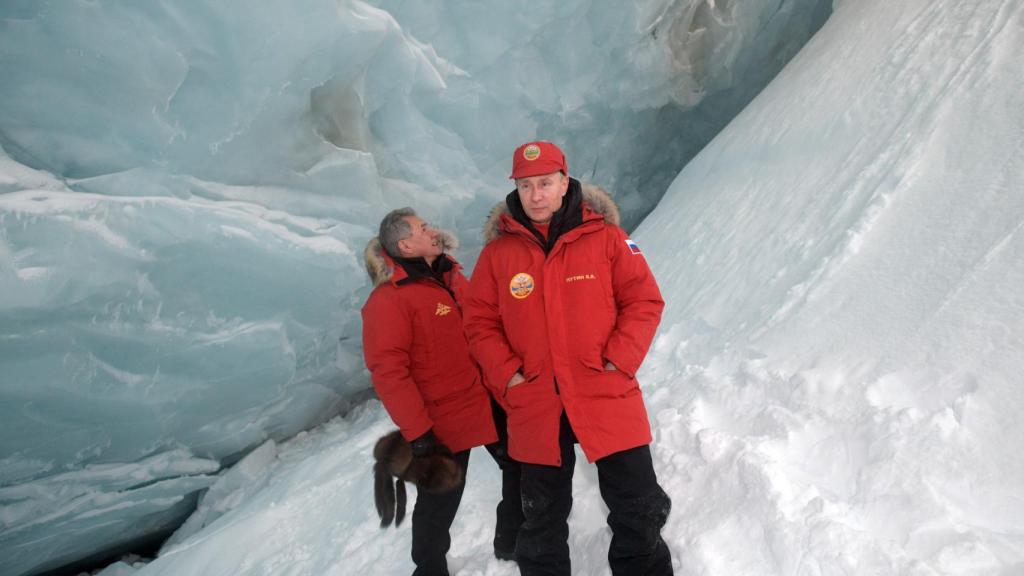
[
  {"left": 485, "top": 400, "right": 525, "bottom": 556},
  {"left": 516, "top": 413, "right": 673, "bottom": 576},
  {"left": 411, "top": 401, "right": 524, "bottom": 575},
  {"left": 411, "top": 447, "right": 469, "bottom": 576}
]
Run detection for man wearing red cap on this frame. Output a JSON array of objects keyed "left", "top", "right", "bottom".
[{"left": 464, "top": 141, "right": 673, "bottom": 575}]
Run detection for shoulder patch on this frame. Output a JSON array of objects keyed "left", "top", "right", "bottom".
[{"left": 625, "top": 238, "right": 642, "bottom": 255}]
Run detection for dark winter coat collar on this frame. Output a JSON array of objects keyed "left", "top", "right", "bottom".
[{"left": 392, "top": 254, "right": 453, "bottom": 286}]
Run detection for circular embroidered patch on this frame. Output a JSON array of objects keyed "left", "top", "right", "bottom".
[
  {"left": 522, "top": 144, "right": 541, "bottom": 161},
  {"left": 509, "top": 272, "right": 535, "bottom": 299}
]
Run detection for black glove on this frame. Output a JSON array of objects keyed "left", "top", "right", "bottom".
[{"left": 410, "top": 430, "right": 441, "bottom": 458}]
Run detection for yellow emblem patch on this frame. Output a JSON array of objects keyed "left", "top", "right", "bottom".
[
  {"left": 522, "top": 144, "right": 541, "bottom": 161},
  {"left": 509, "top": 272, "right": 535, "bottom": 299},
  {"left": 435, "top": 302, "right": 452, "bottom": 316}
]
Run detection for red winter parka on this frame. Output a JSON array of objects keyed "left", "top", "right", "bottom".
[
  {"left": 464, "top": 184, "right": 664, "bottom": 466},
  {"left": 361, "top": 232, "right": 497, "bottom": 453}
]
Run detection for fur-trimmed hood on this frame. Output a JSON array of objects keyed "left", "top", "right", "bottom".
[
  {"left": 482, "top": 183, "right": 620, "bottom": 244},
  {"left": 364, "top": 229, "right": 459, "bottom": 286}
]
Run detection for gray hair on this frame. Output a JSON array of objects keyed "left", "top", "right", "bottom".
[{"left": 378, "top": 207, "right": 416, "bottom": 257}]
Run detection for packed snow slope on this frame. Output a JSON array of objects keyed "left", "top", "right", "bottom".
[
  {"left": 0, "top": 1, "right": 830, "bottom": 574},
  {"left": 95, "top": 0, "right": 1024, "bottom": 575}
]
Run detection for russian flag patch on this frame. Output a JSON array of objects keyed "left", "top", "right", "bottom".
[{"left": 625, "top": 238, "right": 642, "bottom": 255}]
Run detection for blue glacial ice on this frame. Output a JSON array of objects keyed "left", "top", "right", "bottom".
[{"left": 0, "top": 1, "right": 830, "bottom": 574}]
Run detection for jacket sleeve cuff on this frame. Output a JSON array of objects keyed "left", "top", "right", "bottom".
[{"left": 399, "top": 416, "right": 434, "bottom": 443}]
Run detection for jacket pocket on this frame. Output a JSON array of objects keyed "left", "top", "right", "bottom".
[
  {"left": 505, "top": 370, "right": 540, "bottom": 408},
  {"left": 578, "top": 356, "right": 637, "bottom": 399}
]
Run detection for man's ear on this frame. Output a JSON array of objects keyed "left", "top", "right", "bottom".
[{"left": 396, "top": 237, "right": 411, "bottom": 257}]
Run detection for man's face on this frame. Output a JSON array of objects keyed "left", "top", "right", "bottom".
[
  {"left": 398, "top": 216, "right": 442, "bottom": 260},
  {"left": 515, "top": 171, "right": 569, "bottom": 224}
]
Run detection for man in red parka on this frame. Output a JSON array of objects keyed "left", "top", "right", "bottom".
[
  {"left": 464, "top": 141, "right": 673, "bottom": 576},
  {"left": 362, "top": 208, "right": 523, "bottom": 575}
]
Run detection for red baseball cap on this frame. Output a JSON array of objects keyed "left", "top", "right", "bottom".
[{"left": 510, "top": 141, "right": 568, "bottom": 179}]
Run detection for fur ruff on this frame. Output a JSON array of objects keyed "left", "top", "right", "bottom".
[
  {"left": 482, "top": 183, "right": 620, "bottom": 244},
  {"left": 364, "top": 230, "right": 459, "bottom": 286},
  {"left": 372, "top": 430, "right": 464, "bottom": 528}
]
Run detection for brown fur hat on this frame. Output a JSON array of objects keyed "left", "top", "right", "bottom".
[{"left": 372, "top": 430, "right": 464, "bottom": 528}]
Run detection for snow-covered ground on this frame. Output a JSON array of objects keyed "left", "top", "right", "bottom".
[{"left": 87, "top": 0, "right": 1024, "bottom": 574}]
